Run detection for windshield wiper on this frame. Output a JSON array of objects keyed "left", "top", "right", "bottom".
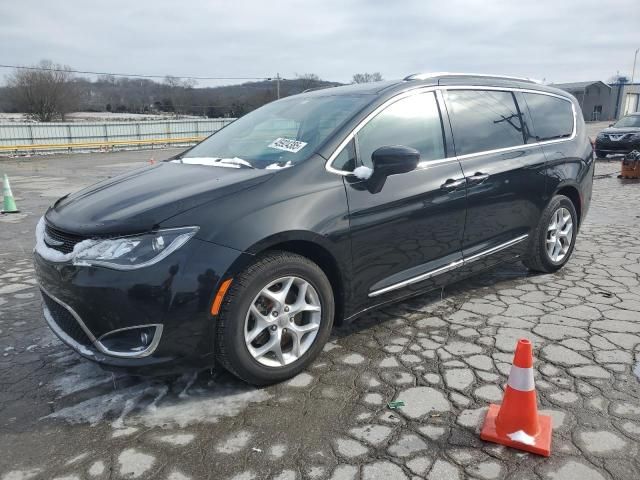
[
  {"left": 172, "top": 157, "right": 255, "bottom": 169},
  {"left": 217, "top": 158, "right": 255, "bottom": 169}
]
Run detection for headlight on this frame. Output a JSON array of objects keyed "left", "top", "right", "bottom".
[
  {"left": 596, "top": 132, "right": 605, "bottom": 139},
  {"left": 73, "top": 227, "right": 198, "bottom": 270},
  {"left": 631, "top": 133, "right": 640, "bottom": 140}
]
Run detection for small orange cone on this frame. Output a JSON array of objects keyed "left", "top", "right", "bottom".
[{"left": 480, "top": 338, "right": 552, "bottom": 456}]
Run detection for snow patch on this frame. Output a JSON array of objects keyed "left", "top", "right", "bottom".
[
  {"left": 112, "top": 427, "right": 139, "bottom": 438},
  {"left": 216, "top": 430, "right": 252, "bottom": 454},
  {"left": 46, "top": 379, "right": 271, "bottom": 429},
  {"left": 51, "top": 363, "right": 113, "bottom": 396},
  {"left": 133, "top": 386, "right": 271, "bottom": 428},
  {"left": 265, "top": 160, "right": 292, "bottom": 170},
  {"left": 88, "top": 461, "right": 105, "bottom": 477},
  {"left": 65, "top": 452, "right": 89, "bottom": 465},
  {"left": 172, "top": 157, "right": 253, "bottom": 168},
  {"left": 353, "top": 166, "right": 373, "bottom": 180},
  {"left": 157, "top": 433, "right": 195, "bottom": 446},
  {"left": 1, "top": 469, "right": 41, "bottom": 480},
  {"left": 118, "top": 449, "right": 155, "bottom": 479},
  {"left": 46, "top": 383, "right": 152, "bottom": 426},
  {"left": 34, "top": 217, "right": 98, "bottom": 263},
  {"left": 167, "top": 472, "right": 191, "bottom": 480},
  {"left": 507, "top": 429, "right": 536, "bottom": 445}
]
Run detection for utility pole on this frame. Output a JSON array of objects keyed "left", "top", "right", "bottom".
[
  {"left": 632, "top": 48, "right": 639, "bottom": 84},
  {"left": 276, "top": 73, "right": 281, "bottom": 99}
]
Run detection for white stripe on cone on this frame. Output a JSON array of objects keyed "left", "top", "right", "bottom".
[{"left": 506, "top": 365, "right": 535, "bottom": 392}]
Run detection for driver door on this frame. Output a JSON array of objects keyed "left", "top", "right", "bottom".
[{"left": 343, "top": 91, "right": 467, "bottom": 309}]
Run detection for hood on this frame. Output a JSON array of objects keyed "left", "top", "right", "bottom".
[
  {"left": 601, "top": 126, "right": 640, "bottom": 135},
  {"left": 45, "top": 162, "right": 274, "bottom": 236}
]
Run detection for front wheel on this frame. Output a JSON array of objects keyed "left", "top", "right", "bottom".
[
  {"left": 215, "top": 251, "right": 334, "bottom": 385},
  {"left": 523, "top": 195, "right": 578, "bottom": 273}
]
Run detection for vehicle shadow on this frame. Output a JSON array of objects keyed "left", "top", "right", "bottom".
[{"left": 330, "top": 260, "right": 536, "bottom": 340}]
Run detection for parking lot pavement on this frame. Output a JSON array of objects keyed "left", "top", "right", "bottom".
[
  {"left": 1, "top": 151, "right": 639, "bottom": 480},
  {"left": 585, "top": 121, "right": 610, "bottom": 139}
]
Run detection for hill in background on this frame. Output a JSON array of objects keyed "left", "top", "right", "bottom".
[{"left": 0, "top": 75, "right": 343, "bottom": 119}]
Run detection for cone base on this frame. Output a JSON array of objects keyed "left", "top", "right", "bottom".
[
  {"left": 480, "top": 404, "right": 552, "bottom": 457},
  {"left": 1, "top": 210, "right": 20, "bottom": 214}
]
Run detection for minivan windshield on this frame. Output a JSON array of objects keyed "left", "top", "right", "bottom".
[
  {"left": 179, "top": 94, "right": 370, "bottom": 169},
  {"left": 613, "top": 115, "right": 640, "bottom": 128}
]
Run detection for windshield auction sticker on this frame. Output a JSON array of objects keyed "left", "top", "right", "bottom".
[{"left": 268, "top": 138, "right": 308, "bottom": 153}]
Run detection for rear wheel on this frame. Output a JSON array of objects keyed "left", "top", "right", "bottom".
[
  {"left": 523, "top": 195, "right": 578, "bottom": 273},
  {"left": 215, "top": 251, "right": 334, "bottom": 385}
]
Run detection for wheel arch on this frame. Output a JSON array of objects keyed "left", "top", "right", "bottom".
[
  {"left": 553, "top": 184, "right": 582, "bottom": 227},
  {"left": 245, "top": 232, "right": 348, "bottom": 324}
]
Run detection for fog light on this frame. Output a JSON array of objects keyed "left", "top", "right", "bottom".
[
  {"left": 95, "top": 324, "right": 163, "bottom": 358},
  {"left": 140, "top": 331, "right": 151, "bottom": 347}
]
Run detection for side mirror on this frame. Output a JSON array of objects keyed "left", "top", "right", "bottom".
[
  {"left": 352, "top": 145, "right": 420, "bottom": 194},
  {"left": 371, "top": 145, "right": 420, "bottom": 176}
]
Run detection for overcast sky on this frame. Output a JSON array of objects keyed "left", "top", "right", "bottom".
[{"left": 1, "top": 0, "right": 638, "bottom": 87}]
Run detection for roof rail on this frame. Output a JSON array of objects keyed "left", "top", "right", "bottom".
[
  {"left": 302, "top": 85, "right": 336, "bottom": 93},
  {"left": 404, "top": 72, "right": 541, "bottom": 84}
]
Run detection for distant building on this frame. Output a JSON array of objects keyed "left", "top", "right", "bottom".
[
  {"left": 551, "top": 81, "right": 640, "bottom": 122},
  {"left": 551, "top": 81, "right": 612, "bottom": 121},
  {"left": 610, "top": 82, "right": 640, "bottom": 120}
]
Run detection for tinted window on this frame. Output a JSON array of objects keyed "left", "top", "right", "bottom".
[
  {"left": 333, "top": 139, "right": 357, "bottom": 171},
  {"left": 523, "top": 93, "right": 574, "bottom": 141},
  {"left": 356, "top": 93, "right": 445, "bottom": 169},
  {"left": 444, "top": 90, "right": 525, "bottom": 155},
  {"left": 613, "top": 115, "right": 640, "bottom": 128},
  {"left": 183, "top": 94, "right": 370, "bottom": 169}
]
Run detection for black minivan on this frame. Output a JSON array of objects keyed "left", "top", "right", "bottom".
[{"left": 35, "top": 73, "right": 594, "bottom": 385}]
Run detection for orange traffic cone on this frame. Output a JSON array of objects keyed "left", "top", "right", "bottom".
[{"left": 480, "top": 338, "right": 552, "bottom": 456}]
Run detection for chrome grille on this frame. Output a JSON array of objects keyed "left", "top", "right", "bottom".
[{"left": 44, "top": 224, "right": 87, "bottom": 254}]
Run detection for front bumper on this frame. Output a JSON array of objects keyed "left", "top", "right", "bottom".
[
  {"left": 594, "top": 138, "right": 640, "bottom": 155},
  {"left": 34, "top": 237, "right": 249, "bottom": 375}
]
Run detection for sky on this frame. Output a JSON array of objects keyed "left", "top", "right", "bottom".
[{"left": 1, "top": 0, "right": 639, "bottom": 87}]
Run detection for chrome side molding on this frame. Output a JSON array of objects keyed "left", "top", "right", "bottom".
[{"left": 368, "top": 234, "right": 529, "bottom": 297}]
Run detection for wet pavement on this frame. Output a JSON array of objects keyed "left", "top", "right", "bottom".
[{"left": 1, "top": 151, "right": 639, "bottom": 480}]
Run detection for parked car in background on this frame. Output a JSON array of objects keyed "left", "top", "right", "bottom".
[
  {"left": 35, "top": 73, "right": 594, "bottom": 385},
  {"left": 594, "top": 113, "right": 640, "bottom": 158}
]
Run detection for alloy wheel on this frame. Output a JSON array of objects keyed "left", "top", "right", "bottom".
[
  {"left": 244, "top": 276, "right": 322, "bottom": 367},
  {"left": 546, "top": 207, "right": 573, "bottom": 263}
]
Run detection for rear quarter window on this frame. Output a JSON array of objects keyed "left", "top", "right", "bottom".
[{"left": 522, "top": 93, "right": 574, "bottom": 142}]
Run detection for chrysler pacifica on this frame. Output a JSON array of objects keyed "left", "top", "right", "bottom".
[{"left": 35, "top": 73, "right": 594, "bottom": 385}]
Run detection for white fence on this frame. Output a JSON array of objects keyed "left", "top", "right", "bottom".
[{"left": 0, "top": 118, "right": 235, "bottom": 154}]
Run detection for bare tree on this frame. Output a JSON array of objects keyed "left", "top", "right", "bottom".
[
  {"left": 6, "top": 60, "right": 79, "bottom": 121},
  {"left": 163, "top": 76, "right": 198, "bottom": 114},
  {"left": 352, "top": 72, "right": 383, "bottom": 84},
  {"left": 295, "top": 73, "right": 321, "bottom": 92}
]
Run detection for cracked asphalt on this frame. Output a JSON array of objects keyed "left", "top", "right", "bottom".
[{"left": 1, "top": 148, "right": 639, "bottom": 480}]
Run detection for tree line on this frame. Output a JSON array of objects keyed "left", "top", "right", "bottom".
[{"left": 0, "top": 60, "right": 383, "bottom": 122}]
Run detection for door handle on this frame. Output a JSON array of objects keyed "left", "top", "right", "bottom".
[
  {"left": 440, "top": 178, "right": 466, "bottom": 191},
  {"left": 467, "top": 172, "right": 490, "bottom": 185}
]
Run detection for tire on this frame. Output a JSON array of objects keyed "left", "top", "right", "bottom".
[
  {"left": 595, "top": 150, "right": 606, "bottom": 159},
  {"left": 215, "top": 250, "right": 334, "bottom": 385},
  {"left": 523, "top": 195, "right": 578, "bottom": 273}
]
